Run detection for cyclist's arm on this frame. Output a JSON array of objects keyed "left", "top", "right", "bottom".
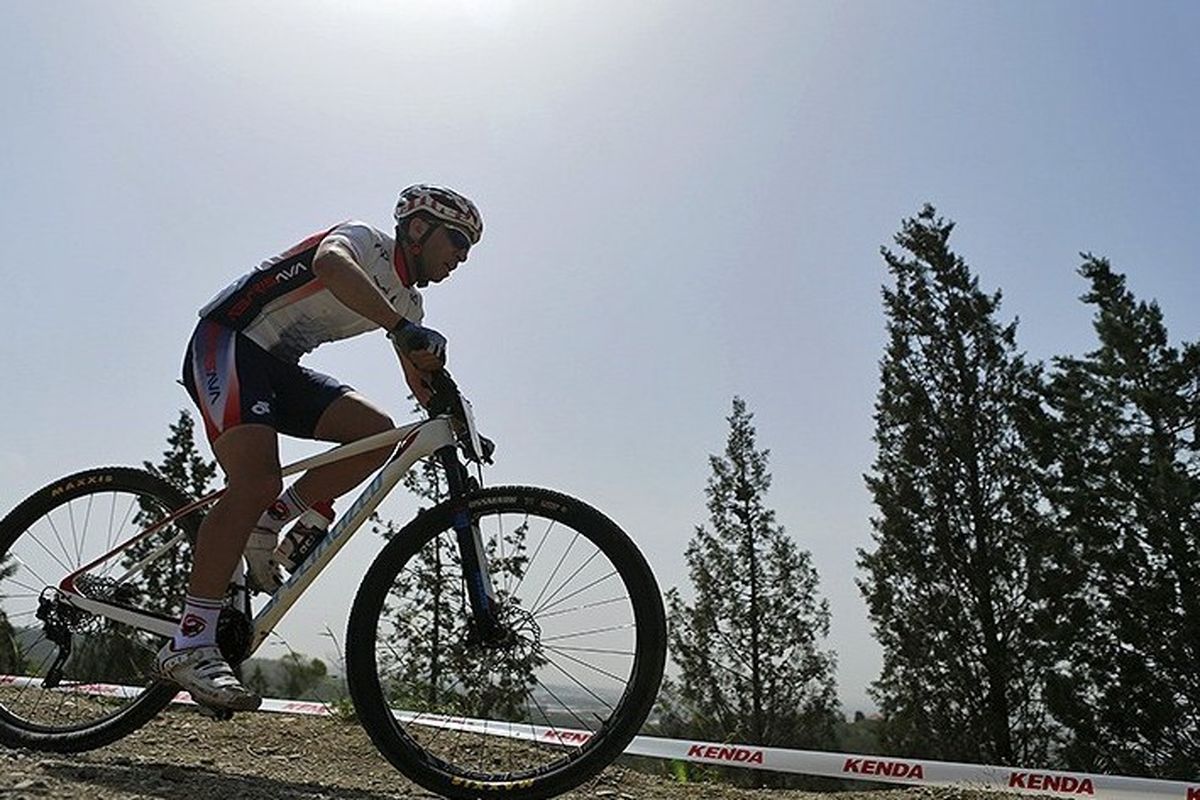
[
  {"left": 312, "top": 239, "right": 439, "bottom": 404},
  {"left": 311, "top": 244, "right": 406, "bottom": 330}
]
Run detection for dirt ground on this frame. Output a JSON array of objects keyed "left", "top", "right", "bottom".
[{"left": 0, "top": 707, "right": 1029, "bottom": 800}]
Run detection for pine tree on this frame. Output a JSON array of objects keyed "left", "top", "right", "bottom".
[
  {"left": 1035, "top": 256, "right": 1200, "bottom": 777},
  {"left": 125, "top": 410, "right": 218, "bottom": 616},
  {"left": 145, "top": 409, "right": 219, "bottom": 501},
  {"left": 667, "top": 397, "right": 841, "bottom": 779},
  {"left": 858, "top": 206, "right": 1054, "bottom": 765},
  {"left": 0, "top": 555, "right": 24, "bottom": 673}
]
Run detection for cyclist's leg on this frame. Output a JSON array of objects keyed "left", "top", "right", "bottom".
[
  {"left": 289, "top": 392, "right": 395, "bottom": 503},
  {"left": 188, "top": 423, "right": 282, "bottom": 598},
  {"left": 156, "top": 424, "right": 278, "bottom": 709},
  {"left": 263, "top": 353, "right": 395, "bottom": 506},
  {"left": 180, "top": 321, "right": 286, "bottom": 598},
  {"left": 157, "top": 322, "right": 276, "bottom": 708}
]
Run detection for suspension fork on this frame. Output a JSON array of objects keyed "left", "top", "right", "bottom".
[{"left": 437, "top": 446, "right": 505, "bottom": 642}]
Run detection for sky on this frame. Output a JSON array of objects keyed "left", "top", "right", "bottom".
[{"left": 2, "top": 1, "right": 1198, "bottom": 716}]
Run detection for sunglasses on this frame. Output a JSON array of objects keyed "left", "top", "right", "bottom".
[{"left": 444, "top": 225, "right": 471, "bottom": 252}]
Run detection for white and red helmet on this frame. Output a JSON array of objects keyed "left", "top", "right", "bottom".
[{"left": 394, "top": 184, "right": 483, "bottom": 245}]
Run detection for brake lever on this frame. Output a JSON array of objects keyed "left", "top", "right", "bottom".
[
  {"left": 458, "top": 393, "right": 490, "bottom": 465},
  {"left": 457, "top": 426, "right": 496, "bottom": 464},
  {"left": 425, "top": 371, "right": 495, "bottom": 465}
]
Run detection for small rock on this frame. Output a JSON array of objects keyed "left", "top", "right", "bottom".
[{"left": 13, "top": 778, "right": 49, "bottom": 790}]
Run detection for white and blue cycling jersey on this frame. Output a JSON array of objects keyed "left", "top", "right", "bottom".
[{"left": 198, "top": 221, "right": 424, "bottom": 363}]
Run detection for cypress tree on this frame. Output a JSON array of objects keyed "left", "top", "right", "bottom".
[
  {"left": 667, "top": 396, "right": 841, "bottom": 781},
  {"left": 1036, "top": 256, "right": 1200, "bottom": 777},
  {"left": 0, "top": 555, "right": 22, "bottom": 673},
  {"left": 126, "top": 409, "right": 218, "bottom": 616},
  {"left": 859, "top": 205, "right": 1053, "bottom": 764}
]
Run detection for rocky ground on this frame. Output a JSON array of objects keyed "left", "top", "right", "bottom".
[{"left": 0, "top": 707, "right": 1029, "bottom": 800}]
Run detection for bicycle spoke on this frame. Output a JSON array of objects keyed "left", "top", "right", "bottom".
[
  {"left": 539, "top": 643, "right": 631, "bottom": 685},
  {"left": 535, "top": 594, "right": 628, "bottom": 620},
  {"left": 534, "top": 568, "right": 617, "bottom": 618},
  {"left": 530, "top": 671, "right": 597, "bottom": 731},
  {"left": 19, "top": 527, "right": 74, "bottom": 583},
  {"left": 79, "top": 494, "right": 97, "bottom": 566},
  {"left": 7, "top": 574, "right": 50, "bottom": 597},
  {"left": 529, "top": 530, "right": 580, "bottom": 613},
  {"left": 100, "top": 494, "right": 140, "bottom": 580},
  {"left": 25, "top": 650, "right": 58, "bottom": 718},
  {"left": 531, "top": 550, "right": 602, "bottom": 616},
  {"left": 523, "top": 678, "right": 571, "bottom": 753},
  {"left": 401, "top": 667, "right": 472, "bottom": 747},
  {"left": 541, "top": 622, "right": 636, "bottom": 643},
  {"left": 510, "top": 517, "right": 554, "bottom": 601},
  {"left": 495, "top": 515, "right": 510, "bottom": 601},
  {"left": 49, "top": 684, "right": 73, "bottom": 725},
  {"left": 540, "top": 643, "right": 636, "bottom": 657},
  {"left": 105, "top": 491, "right": 120, "bottom": 558},
  {"left": 66, "top": 503, "right": 83, "bottom": 570},
  {"left": 39, "top": 513, "right": 74, "bottom": 575}
]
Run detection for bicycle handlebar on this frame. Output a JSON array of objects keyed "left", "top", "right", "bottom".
[
  {"left": 424, "top": 370, "right": 494, "bottom": 464},
  {"left": 425, "top": 370, "right": 458, "bottom": 414}
]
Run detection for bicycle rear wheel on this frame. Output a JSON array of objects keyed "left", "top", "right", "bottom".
[
  {"left": 346, "top": 486, "right": 666, "bottom": 800},
  {"left": 0, "top": 467, "right": 193, "bottom": 751}
]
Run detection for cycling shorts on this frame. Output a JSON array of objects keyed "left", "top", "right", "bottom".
[{"left": 182, "top": 319, "right": 353, "bottom": 444}]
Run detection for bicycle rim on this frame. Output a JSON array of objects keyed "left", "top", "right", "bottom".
[
  {"left": 348, "top": 486, "right": 666, "bottom": 800},
  {"left": 0, "top": 467, "right": 194, "bottom": 749}
]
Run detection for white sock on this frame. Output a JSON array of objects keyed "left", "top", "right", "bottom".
[
  {"left": 174, "top": 594, "right": 223, "bottom": 650},
  {"left": 255, "top": 485, "right": 309, "bottom": 534}
]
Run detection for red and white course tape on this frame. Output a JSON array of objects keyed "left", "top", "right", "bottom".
[{"left": 2, "top": 674, "right": 1197, "bottom": 799}]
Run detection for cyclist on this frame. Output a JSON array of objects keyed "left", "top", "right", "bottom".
[{"left": 155, "top": 184, "right": 483, "bottom": 710}]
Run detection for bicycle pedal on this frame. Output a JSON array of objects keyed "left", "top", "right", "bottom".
[{"left": 195, "top": 704, "right": 235, "bottom": 722}]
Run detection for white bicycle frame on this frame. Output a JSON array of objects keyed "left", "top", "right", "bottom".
[{"left": 56, "top": 413, "right": 468, "bottom": 656}]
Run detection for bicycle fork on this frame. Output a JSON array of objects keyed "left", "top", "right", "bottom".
[{"left": 437, "top": 447, "right": 506, "bottom": 645}]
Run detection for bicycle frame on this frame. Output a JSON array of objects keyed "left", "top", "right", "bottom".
[{"left": 55, "top": 414, "right": 467, "bottom": 657}]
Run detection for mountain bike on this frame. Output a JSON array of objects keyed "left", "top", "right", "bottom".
[{"left": 0, "top": 372, "right": 667, "bottom": 800}]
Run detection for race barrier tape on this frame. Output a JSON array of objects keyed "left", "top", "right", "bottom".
[{"left": 2, "top": 674, "right": 1197, "bottom": 799}]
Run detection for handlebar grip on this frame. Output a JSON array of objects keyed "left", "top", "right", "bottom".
[{"left": 425, "top": 371, "right": 461, "bottom": 417}]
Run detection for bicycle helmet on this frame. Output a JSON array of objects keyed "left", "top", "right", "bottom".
[{"left": 394, "top": 184, "right": 483, "bottom": 245}]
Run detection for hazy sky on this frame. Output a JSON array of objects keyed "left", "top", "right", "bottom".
[{"left": 2, "top": 1, "right": 1197, "bottom": 715}]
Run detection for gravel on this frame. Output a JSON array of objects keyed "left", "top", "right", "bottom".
[{"left": 0, "top": 707, "right": 1035, "bottom": 800}]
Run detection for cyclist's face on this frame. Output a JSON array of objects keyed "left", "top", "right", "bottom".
[{"left": 415, "top": 224, "right": 470, "bottom": 287}]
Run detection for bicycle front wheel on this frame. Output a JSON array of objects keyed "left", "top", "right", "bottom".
[
  {"left": 0, "top": 467, "right": 193, "bottom": 751},
  {"left": 346, "top": 486, "right": 666, "bottom": 800}
]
